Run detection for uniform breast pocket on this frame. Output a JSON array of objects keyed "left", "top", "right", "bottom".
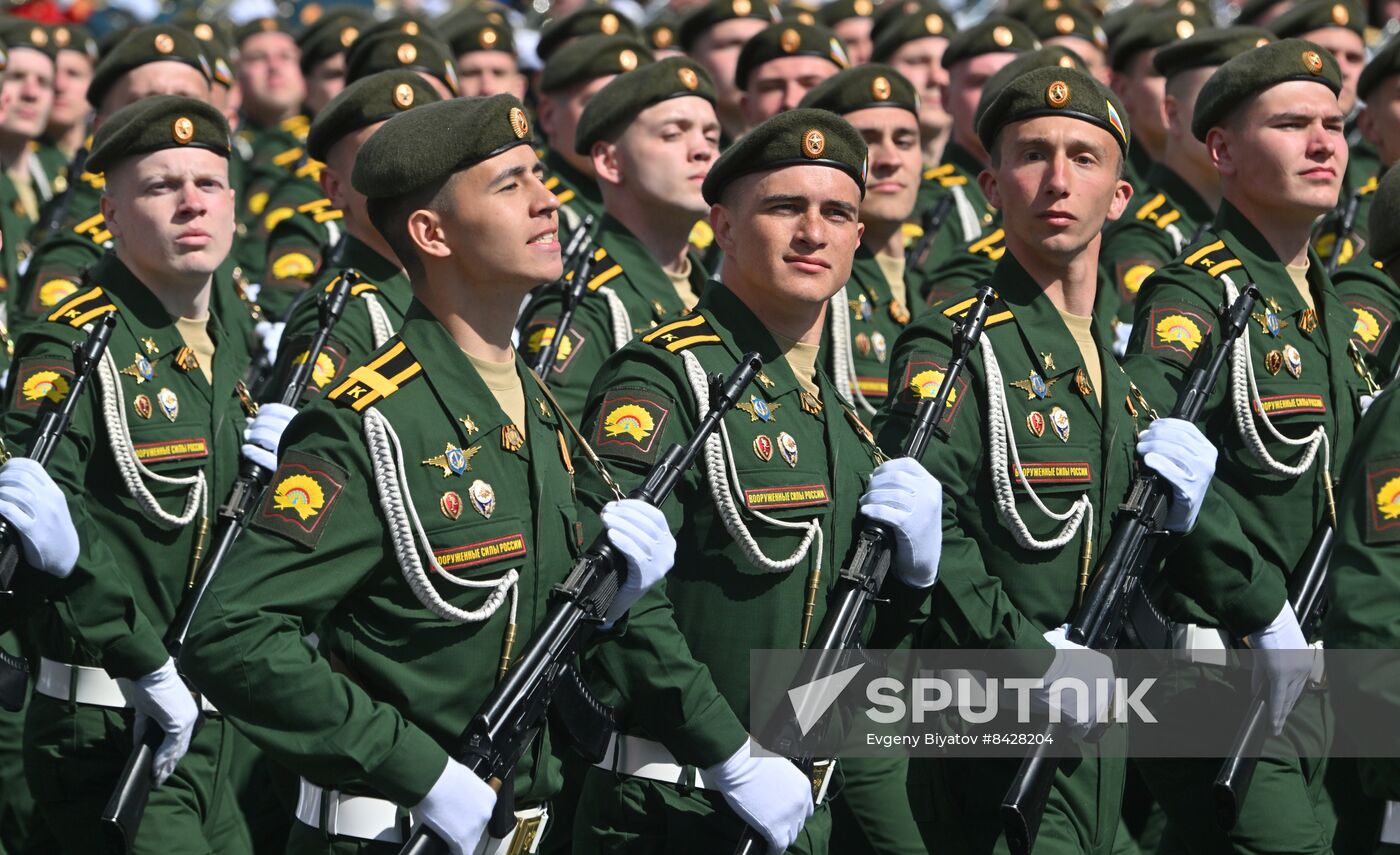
[
  {"left": 421, "top": 512, "right": 533, "bottom": 583},
  {"left": 120, "top": 418, "right": 212, "bottom": 499},
  {"left": 1004, "top": 449, "right": 1096, "bottom": 536},
  {"left": 1246, "top": 379, "right": 1331, "bottom": 433},
  {"left": 731, "top": 445, "right": 832, "bottom": 525}
]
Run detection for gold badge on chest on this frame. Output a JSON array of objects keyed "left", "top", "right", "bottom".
[
  {"left": 422, "top": 442, "right": 480, "bottom": 477},
  {"left": 174, "top": 346, "right": 199, "bottom": 373},
  {"left": 501, "top": 424, "right": 525, "bottom": 453},
  {"left": 440, "top": 491, "right": 463, "bottom": 520},
  {"left": 736, "top": 394, "right": 781, "bottom": 422},
  {"left": 120, "top": 353, "right": 156, "bottom": 384}
]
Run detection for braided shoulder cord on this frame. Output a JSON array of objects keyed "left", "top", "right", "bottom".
[{"left": 827, "top": 290, "right": 876, "bottom": 416}]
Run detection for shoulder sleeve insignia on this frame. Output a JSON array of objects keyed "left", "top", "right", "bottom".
[
  {"left": 33, "top": 276, "right": 82, "bottom": 311},
  {"left": 328, "top": 339, "right": 423, "bottom": 411},
  {"left": 269, "top": 250, "right": 319, "bottom": 282},
  {"left": 1147, "top": 305, "right": 1213, "bottom": 364},
  {"left": 941, "top": 290, "right": 1013, "bottom": 328},
  {"left": 591, "top": 388, "right": 676, "bottom": 464},
  {"left": 1366, "top": 456, "right": 1400, "bottom": 545},
  {"left": 582, "top": 247, "right": 623, "bottom": 292},
  {"left": 523, "top": 319, "right": 585, "bottom": 374},
  {"left": 46, "top": 286, "right": 116, "bottom": 328},
  {"left": 1346, "top": 301, "right": 1392, "bottom": 353},
  {"left": 252, "top": 449, "right": 348, "bottom": 549},
  {"left": 1116, "top": 259, "right": 1158, "bottom": 300},
  {"left": 1182, "top": 239, "right": 1243, "bottom": 278},
  {"left": 893, "top": 351, "right": 967, "bottom": 433},
  {"left": 641, "top": 314, "right": 721, "bottom": 352},
  {"left": 286, "top": 336, "right": 348, "bottom": 402},
  {"left": 11, "top": 358, "right": 75, "bottom": 410}
]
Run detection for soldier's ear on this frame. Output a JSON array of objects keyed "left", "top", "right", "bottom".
[
  {"left": 1206, "top": 126, "right": 1233, "bottom": 177},
  {"left": 99, "top": 191, "right": 120, "bottom": 240},
  {"left": 319, "top": 166, "right": 343, "bottom": 211},
  {"left": 406, "top": 205, "right": 450, "bottom": 260},
  {"left": 1356, "top": 106, "right": 1379, "bottom": 148},
  {"left": 978, "top": 167, "right": 1000, "bottom": 212},
  {"left": 592, "top": 140, "right": 622, "bottom": 187},
  {"left": 711, "top": 203, "right": 734, "bottom": 256}
]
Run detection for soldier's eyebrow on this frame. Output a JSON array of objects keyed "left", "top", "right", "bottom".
[{"left": 489, "top": 163, "right": 530, "bottom": 186}]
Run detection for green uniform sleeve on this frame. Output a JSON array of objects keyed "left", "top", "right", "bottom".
[{"left": 518, "top": 290, "right": 619, "bottom": 428}]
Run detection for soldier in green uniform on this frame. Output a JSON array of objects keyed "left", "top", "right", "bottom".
[
  {"left": 870, "top": 6, "right": 958, "bottom": 197},
  {"left": 880, "top": 63, "right": 1228, "bottom": 855},
  {"left": 0, "top": 23, "right": 57, "bottom": 226},
  {"left": 298, "top": 8, "right": 370, "bottom": 118},
  {"left": 180, "top": 91, "right": 675, "bottom": 855},
  {"left": 520, "top": 57, "right": 717, "bottom": 423},
  {"left": 537, "top": 34, "right": 655, "bottom": 239},
  {"left": 677, "top": 0, "right": 777, "bottom": 145},
  {"left": 37, "top": 24, "right": 96, "bottom": 180},
  {"left": 2, "top": 95, "right": 277, "bottom": 854},
  {"left": 571, "top": 107, "right": 943, "bottom": 855},
  {"left": 733, "top": 21, "right": 846, "bottom": 131},
  {"left": 1098, "top": 28, "right": 1275, "bottom": 353},
  {"left": 343, "top": 27, "right": 460, "bottom": 100},
  {"left": 911, "top": 17, "right": 1039, "bottom": 305},
  {"left": 798, "top": 65, "right": 923, "bottom": 420},
  {"left": 1024, "top": 6, "right": 1110, "bottom": 83},
  {"left": 819, "top": 0, "right": 876, "bottom": 66},
  {"left": 443, "top": 12, "right": 528, "bottom": 99},
  {"left": 536, "top": 5, "right": 643, "bottom": 63},
  {"left": 263, "top": 69, "right": 441, "bottom": 406},
  {"left": 1124, "top": 39, "right": 1369, "bottom": 854},
  {"left": 1107, "top": 10, "right": 1197, "bottom": 197}
]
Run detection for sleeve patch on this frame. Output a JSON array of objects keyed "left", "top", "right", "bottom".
[
  {"left": 894, "top": 352, "right": 967, "bottom": 434},
  {"left": 12, "top": 359, "right": 75, "bottom": 410},
  {"left": 523, "top": 320, "right": 586, "bottom": 374},
  {"left": 1147, "top": 306, "right": 1213, "bottom": 364},
  {"left": 252, "top": 450, "right": 348, "bottom": 549},
  {"left": 1367, "top": 456, "right": 1400, "bottom": 545},
  {"left": 1347, "top": 301, "right": 1392, "bottom": 354},
  {"left": 33, "top": 276, "right": 82, "bottom": 312},
  {"left": 1115, "top": 259, "right": 1157, "bottom": 301},
  {"left": 286, "top": 336, "right": 349, "bottom": 402},
  {"left": 591, "top": 388, "right": 676, "bottom": 464},
  {"left": 269, "top": 250, "right": 320, "bottom": 282}
]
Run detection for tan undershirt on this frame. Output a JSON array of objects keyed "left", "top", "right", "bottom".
[
  {"left": 771, "top": 331, "right": 821, "bottom": 396},
  {"left": 7, "top": 163, "right": 37, "bottom": 223},
  {"left": 1056, "top": 307, "right": 1101, "bottom": 406},
  {"left": 874, "top": 251, "right": 909, "bottom": 312},
  {"left": 175, "top": 316, "right": 215, "bottom": 384},
  {"left": 665, "top": 256, "right": 699, "bottom": 309},
  {"left": 465, "top": 351, "right": 526, "bottom": 431},
  {"left": 1287, "top": 260, "right": 1316, "bottom": 311}
]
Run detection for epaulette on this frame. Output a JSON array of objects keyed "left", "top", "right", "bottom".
[
  {"left": 294, "top": 158, "right": 326, "bottom": 181},
  {"left": 326, "top": 274, "right": 379, "bottom": 297},
  {"left": 922, "top": 162, "right": 967, "bottom": 188},
  {"left": 1360, "top": 175, "right": 1379, "bottom": 197},
  {"left": 79, "top": 169, "right": 104, "bottom": 191},
  {"left": 1134, "top": 193, "right": 1183, "bottom": 230},
  {"left": 1182, "top": 238, "right": 1243, "bottom": 278},
  {"left": 966, "top": 227, "right": 1006, "bottom": 261},
  {"left": 641, "top": 314, "right": 721, "bottom": 353},
  {"left": 280, "top": 114, "right": 311, "bottom": 140},
  {"left": 72, "top": 211, "right": 112, "bottom": 245},
  {"left": 328, "top": 339, "right": 423, "bottom": 412},
  {"left": 298, "top": 197, "right": 343, "bottom": 224},
  {"left": 941, "top": 290, "right": 1013, "bottom": 328},
  {"left": 563, "top": 246, "right": 623, "bottom": 292},
  {"left": 544, "top": 174, "right": 578, "bottom": 207},
  {"left": 47, "top": 286, "right": 116, "bottom": 328},
  {"left": 272, "top": 147, "right": 304, "bottom": 169}
]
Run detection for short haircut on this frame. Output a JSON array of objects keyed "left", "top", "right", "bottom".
[{"left": 365, "top": 175, "right": 456, "bottom": 283}]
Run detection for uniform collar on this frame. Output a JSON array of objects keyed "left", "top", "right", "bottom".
[
  {"left": 1144, "top": 162, "right": 1215, "bottom": 226},
  {"left": 340, "top": 235, "right": 413, "bottom": 313},
  {"left": 695, "top": 281, "right": 807, "bottom": 400},
  {"left": 594, "top": 213, "right": 692, "bottom": 316}
]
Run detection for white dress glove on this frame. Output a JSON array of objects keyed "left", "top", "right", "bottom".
[
  {"left": 705, "top": 740, "right": 813, "bottom": 855},
  {"left": 117, "top": 658, "right": 198, "bottom": 787},
  {"left": 0, "top": 457, "right": 79, "bottom": 578},
  {"left": 600, "top": 499, "right": 676, "bottom": 627},
  {"left": 254, "top": 319, "right": 285, "bottom": 364},
  {"left": 1136, "top": 417, "right": 1217, "bottom": 533},
  {"left": 241, "top": 402, "right": 296, "bottom": 471},
  {"left": 1038, "top": 626, "right": 1116, "bottom": 737},
  {"left": 1245, "top": 603, "right": 1311, "bottom": 735},
  {"left": 857, "top": 457, "right": 942, "bottom": 589},
  {"left": 412, "top": 758, "right": 497, "bottom": 855},
  {"left": 1112, "top": 322, "right": 1134, "bottom": 358}
]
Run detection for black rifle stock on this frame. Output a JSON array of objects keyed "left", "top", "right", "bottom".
[
  {"left": 1211, "top": 516, "right": 1333, "bottom": 828},
  {"left": 531, "top": 221, "right": 599, "bottom": 378},
  {"left": 1001, "top": 284, "right": 1260, "bottom": 855},
  {"left": 905, "top": 196, "right": 956, "bottom": 269},
  {"left": 732, "top": 283, "right": 999, "bottom": 855},
  {"left": 399, "top": 352, "right": 764, "bottom": 855},
  {"left": 100, "top": 270, "right": 360, "bottom": 851},
  {"left": 0, "top": 314, "right": 117, "bottom": 711}
]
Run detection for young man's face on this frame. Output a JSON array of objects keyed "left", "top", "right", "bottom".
[
  {"left": 303, "top": 53, "right": 347, "bottom": 116},
  {"left": 103, "top": 147, "right": 236, "bottom": 285},
  {"left": 2, "top": 48, "right": 56, "bottom": 141},
  {"left": 440, "top": 145, "right": 562, "bottom": 290},
  {"left": 947, "top": 51, "right": 1018, "bottom": 157},
  {"left": 832, "top": 17, "right": 874, "bottom": 67},
  {"left": 49, "top": 50, "right": 94, "bottom": 133},
  {"left": 1209, "top": 80, "right": 1347, "bottom": 225},
  {"left": 691, "top": 18, "right": 770, "bottom": 114},
  {"left": 1358, "top": 76, "right": 1400, "bottom": 168},
  {"left": 713, "top": 163, "right": 865, "bottom": 308},
  {"left": 1112, "top": 49, "right": 1167, "bottom": 155},
  {"left": 99, "top": 62, "right": 212, "bottom": 119},
  {"left": 740, "top": 56, "right": 839, "bottom": 129},
  {"left": 1302, "top": 26, "right": 1364, "bottom": 114},
  {"left": 323, "top": 122, "right": 383, "bottom": 230},
  {"left": 1046, "top": 36, "right": 1108, "bottom": 84},
  {"left": 848, "top": 106, "right": 921, "bottom": 226},
  {"left": 599, "top": 95, "right": 719, "bottom": 219},
  {"left": 537, "top": 74, "right": 615, "bottom": 173},
  {"left": 889, "top": 36, "right": 952, "bottom": 138},
  {"left": 981, "top": 115, "right": 1131, "bottom": 260},
  {"left": 238, "top": 32, "right": 307, "bottom": 118},
  {"left": 1163, "top": 66, "right": 1215, "bottom": 172},
  {"left": 456, "top": 50, "right": 525, "bottom": 99}
]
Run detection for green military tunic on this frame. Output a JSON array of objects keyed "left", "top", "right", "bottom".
[
  {"left": 919, "top": 224, "right": 1004, "bottom": 308},
  {"left": 1124, "top": 200, "right": 1366, "bottom": 853},
  {"left": 543, "top": 149, "right": 605, "bottom": 241},
  {"left": 264, "top": 235, "right": 411, "bottom": 405},
  {"left": 823, "top": 244, "right": 920, "bottom": 418},
  {"left": 235, "top": 115, "right": 314, "bottom": 283},
  {"left": 1333, "top": 257, "right": 1400, "bottom": 385},
  {"left": 3, "top": 252, "right": 256, "bottom": 853},
  {"left": 910, "top": 142, "right": 997, "bottom": 288},
  {"left": 518, "top": 213, "right": 707, "bottom": 424},
  {"left": 572, "top": 283, "right": 923, "bottom": 853},
  {"left": 256, "top": 156, "right": 345, "bottom": 320},
  {"left": 181, "top": 302, "right": 582, "bottom": 849}
]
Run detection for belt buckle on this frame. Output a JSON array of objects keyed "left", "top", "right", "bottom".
[{"left": 505, "top": 813, "right": 543, "bottom": 855}]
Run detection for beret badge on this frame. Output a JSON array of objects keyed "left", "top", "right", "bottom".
[
  {"left": 802, "top": 128, "right": 826, "bottom": 157},
  {"left": 1045, "top": 79, "right": 1070, "bottom": 107},
  {"left": 679, "top": 67, "right": 700, "bottom": 89},
  {"left": 397, "top": 43, "right": 417, "bottom": 64},
  {"left": 172, "top": 117, "right": 195, "bottom": 144},
  {"left": 154, "top": 33, "right": 175, "bottom": 54},
  {"left": 393, "top": 83, "right": 415, "bottom": 109},
  {"left": 993, "top": 26, "right": 1015, "bottom": 47},
  {"left": 1302, "top": 49, "right": 1324, "bottom": 74},
  {"left": 871, "top": 76, "right": 892, "bottom": 100},
  {"left": 781, "top": 28, "right": 802, "bottom": 52},
  {"left": 509, "top": 106, "right": 530, "bottom": 139}
]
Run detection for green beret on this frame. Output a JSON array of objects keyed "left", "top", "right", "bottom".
[
  {"left": 297, "top": 8, "right": 371, "bottom": 73},
  {"left": 1368, "top": 166, "right": 1400, "bottom": 264},
  {"left": 537, "top": 7, "right": 640, "bottom": 62},
  {"left": 678, "top": 0, "right": 778, "bottom": 51},
  {"left": 942, "top": 17, "right": 1039, "bottom": 69},
  {"left": 539, "top": 34, "right": 654, "bottom": 93},
  {"left": 870, "top": 8, "right": 958, "bottom": 63},
  {"left": 440, "top": 11, "right": 516, "bottom": 57},
  {"left": 50, "top": 23, "right": 97, "bottom": 60},
  {"left": 308, "top": 69, "right": 443, "bottom": 161},
  {"left": 1156, "top": 0, "right": 1215, "bottom": 23},
  {"left": 976, "top": 65, "right": 1130, "bottom": 154},
  {"left": 1236, "top": 0, "right": 1289, "bottom": 25},
  {"left": 233, "top": 17, "right": 292, "bottom": 47},
  {"left": 1005, "top": 0, "right": 1092, "bottom": 24},
  {"left": 88, "top": 26, "right": 211, "bottom": 110},
  {"left": 356, "top": 14, "right": 444, "bottom": 44},
  {"left": 345, "top": 30, "right": 460, "bottom": 94},
  {"left": 818, "top": 0, "right": 877, "bottom": 28},
  {"left": 797, "top": 64, "right": 919, "bottom": 116},
  {"left": 1109, "top": 11, "right": 1198, "bottom": 71},
  {"left": 1268, "top": 0, "right": 1366, "bottom": 37},
  {"left": 645, "top": 14, "right": 681, "bottom": 52},
  {"left": 734, "top": 22, "right": 848, "bottom": 90},
  {"left": 88, "top": 95, "right": 231, "bottom": 173},
  {"left": 1191, "top": 38, "right": 1341, "bottom": 141},
  {"left": 1152, "top": 26, "right": 1275, "bottom": 79},
  {"left": 702, "top": 107, "right": 866, "bottom": 204},
  {"left": 1359, "top": 36, "right": 1400, "bottom": 102},
  {"left": 1025, "top": 8, "right": 1106, "bottom": 53},
  {"left": 974, "top": 45, "right": 1086, "bottom": 126},
  {"left": 0, "top": 21, "right": 57, "bottom": 59},
  {"left": 575, "top": 57, "right": 716, "bottom": 154},
  {"left": 351, "top": 93, "right": 535, "bottom": 199}
]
